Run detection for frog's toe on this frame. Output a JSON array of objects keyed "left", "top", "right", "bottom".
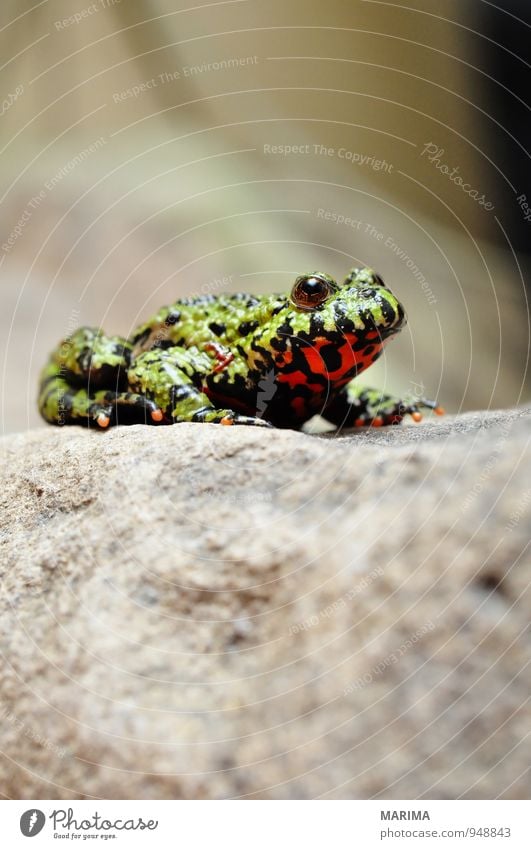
[
  {"left": 424, "top": 399, "right": 445, "bottom": 416},
  {"left": 223, "top": 414, "right": 274, "bottom": 427},
  {"left": 90, "top": 404, "right": 114, "bottom": 429},
  {"left": 405, "top": 397, "right": 445, "bottom": 423}
]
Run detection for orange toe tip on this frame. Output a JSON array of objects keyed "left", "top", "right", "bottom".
[
  {"left": 411, "top": 411, "right": 423, "bottom": 422},
  {"left": 371, "top": 416, "right": 384, "bottom": 427},
  {"left": 354, "top": 418, "right": 365, "bottom": 427},
  {"left": 97, "top": 414, "right": 110, "bottom": 428},
  {"left": 220, "top": 416, "right": 234, "bottom": 426},
  {"left": 434, "top": 406, "right": 445, "bottom": 416},
  {"left": 151, "top": 409, "right": 163, "bottom": 422}
]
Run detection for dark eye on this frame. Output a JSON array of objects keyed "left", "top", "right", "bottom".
[{"left": 290, "top": 273, "right": 337, "bottom": 310}]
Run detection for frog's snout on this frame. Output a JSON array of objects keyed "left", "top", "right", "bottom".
[
  {"left": 382, "top": 295, "right": 407, "bottom": 333},
  {"left": 344, "top": 268, "right": 406, "bottom": 337},
  {"left": 362, "top": 290, "right": 407, "bottom": 338}
]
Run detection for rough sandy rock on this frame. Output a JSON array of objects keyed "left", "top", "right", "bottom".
[{"left": 0, "top": 409, "right": 530, "bottom": 799}]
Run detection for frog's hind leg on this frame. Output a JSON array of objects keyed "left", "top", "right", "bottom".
[
  {"left": 38, "top": 361, "right": 113, "bottom": 427},
  {"left": 38, "top": 326, "right": 163, "bottom": 427},
  {"left": 38, "top": 362, "right": 163, "bottom": 428},
  {"left": 323, "top": 384, "right": 444, "bottom": 428}
]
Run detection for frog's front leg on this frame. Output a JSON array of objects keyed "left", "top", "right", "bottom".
[
  {"left": 128, "top": 348, "right": 273, "bottom": 427},
  {"left": 38, "top": 327, "right": 163, "bottom": 427},
  {"left": 323, "top": 383, "right": 444, "bottom": 428}
]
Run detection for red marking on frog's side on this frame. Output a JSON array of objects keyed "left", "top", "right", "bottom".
[{"left": 301, "top": 334, "right": 384, "bottom": 384}]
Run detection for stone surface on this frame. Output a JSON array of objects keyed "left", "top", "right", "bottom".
[{"left": 0, "top": 409, "right": 530, "bottom": 799}]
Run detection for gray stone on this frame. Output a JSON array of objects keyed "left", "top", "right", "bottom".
[{"left": 0, "top": 409, "right": 529, "bottom": 798}]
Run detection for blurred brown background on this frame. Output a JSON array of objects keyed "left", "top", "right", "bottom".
[{"left": 1, "top": 0, "right": 530, "bottom": 433}]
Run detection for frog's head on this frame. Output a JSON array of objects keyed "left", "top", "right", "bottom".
[
  {"left": 262, "top": 267, "right": 406, "bottom": 387},
  {"left": 289, "top": 267, "right": 406, "bottom": 339}
]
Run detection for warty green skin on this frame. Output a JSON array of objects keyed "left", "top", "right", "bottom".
[{"left": 38, "top": 267, "right": 440, "bottom": 430}]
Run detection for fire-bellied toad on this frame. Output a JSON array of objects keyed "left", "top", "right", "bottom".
[{"left": 38, "top": 267, "right": 443, "bottom": 429}]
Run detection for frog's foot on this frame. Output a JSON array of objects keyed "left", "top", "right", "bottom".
[
  {"left": 323, "top": 385, "right": 444, "bottom": 429},
  {"left": 181, "top": 405, "right": 273, "bottom": 427},
  {"left": 38, "top": 365, "right": 163, "bottom": 428},
  {"left": 90, "top": 391, "right": 164, "bottom": 427},
  {"left": 229, "top": 415, "right": 274, "bottom": 427},
  {"left": 38, "top": 327, "right": 139, "bottom": 426},
  {"left": 212, "top": 412, "right": 274, "bottom": 427}
]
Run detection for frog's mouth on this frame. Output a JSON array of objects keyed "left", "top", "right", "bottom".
[
  {"left": 377, "top": 321, "right": 405, "bottom": 340},
  {"left": 356, "top": 322, "right": 403, "bottom": 344}
]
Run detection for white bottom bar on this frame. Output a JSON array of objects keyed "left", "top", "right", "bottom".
[{"left": 2, "top": 800, "right": 529, "bottom": 848}]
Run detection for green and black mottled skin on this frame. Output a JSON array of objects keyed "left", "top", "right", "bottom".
[{"left": 38, "top": 268, "right": 443, "bottom": 430}]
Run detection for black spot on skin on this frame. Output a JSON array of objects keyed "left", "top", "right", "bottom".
[
  {"left": 272, "top": 303, "right": 286, "bottom": 316},
  {"left": 276, "top": 320, "right": 293, "bottom": 338},
  {"left": 165, "top": 310, "right": 181, "bottom": 326},
  {"left": 191, "top": 405, "right": 214, "bottom": 422},
  {"left": 208, "top": 322, "right": 226, "bottom": 337},
  {"left": 333, "top": 303, "right": 356, "bottom": 334},
  {"left": 270, "top": 337, "right": 287, "bottom": 352},
  {"left": 340, "top": 318, "right": 356, "bottom": 334},
  {"left": 152, "top": 339, "right": 174, "bottom": 350},
  {"left": 310, "top": 313, "right": 324, "bottom": 335},
  {"left": 77, "top": 347, "right": 92, "bottom": 372},
  {"left": 206, "top": 371, "right": 249, "bottom": 404},
  {"left": 380, "top": 298, "right": 396, "bottom": 325},
  {"left": 131, "top": 328, "right": 151, "bottom": 347},
  {"left": 250, "top": 339, "right": 275, "bottom": 368},
  {"left": 170, "top": 384, "right": 195, "bottom": 406},
  {"left": 229, "top": 293, "right": 260, "bottom": 308},
  {"left": 238, "top": 320, "right": 259, "bottom": 336},
  {"left": 319, "top": 344, "right": 342, "bottom": 372}
]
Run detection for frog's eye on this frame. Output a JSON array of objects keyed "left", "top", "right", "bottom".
[{"left": 290, "top": 273, "right": 337, "bottom": 310}]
